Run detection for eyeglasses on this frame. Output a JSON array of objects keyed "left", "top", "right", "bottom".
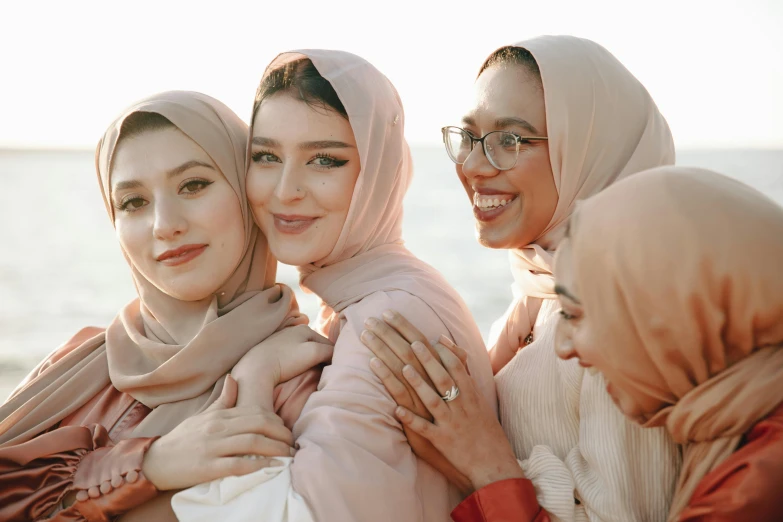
[{"left": 441, "top": 126, "right": 548, "bottom": 171}]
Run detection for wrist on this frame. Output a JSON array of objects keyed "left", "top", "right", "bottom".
[
  {"left": 468, "top": 458, "right": 525, "bottom": 492},
  {"left": 140, "top": 440, "right": 168, "bottom": 491}
]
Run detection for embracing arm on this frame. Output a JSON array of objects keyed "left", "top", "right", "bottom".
[
  {"left": 0, "top": 424, "right": 158, "bottom": 522},
  {"left": 172, "top": 292, "right": 456, "bottom": 522}
]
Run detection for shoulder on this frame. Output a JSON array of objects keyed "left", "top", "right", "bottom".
[
  {"left": 682, "top": 401, "right": 783, "bottom": 521},
  {"left": 340, "top": 290, "right": 449, "bottom": 342}
]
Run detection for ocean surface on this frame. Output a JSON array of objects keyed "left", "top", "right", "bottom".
[{"left": 1, "top": 146, "right": 782, "bottom": 399}]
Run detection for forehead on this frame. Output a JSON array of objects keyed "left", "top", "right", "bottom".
[
  {"left": 252, "top": 93, "right": 355, "bottom": 144},
  {"left": 465, "top": 65, "right": 545, "bottom": 129},
  {"left": 111, "top": 127, "right": 213, "bottom": 183}
]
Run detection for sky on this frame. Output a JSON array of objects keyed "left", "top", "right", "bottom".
[{"left": 1, "top": 0, "right": 781, "bottom": 149}]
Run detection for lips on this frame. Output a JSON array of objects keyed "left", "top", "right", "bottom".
[
  {"left": 273, "top": 214, "right": 319, "bottom": 235},
  {"left": 156, "top": 244, "right": 208, "bottom": 266},
  {"left": 471, "top": 187, "right": 518, "bottom": 222}
]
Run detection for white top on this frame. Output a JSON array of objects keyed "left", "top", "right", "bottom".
[{"left": 494, "top": 298, "right": 681, "bottom": 521}]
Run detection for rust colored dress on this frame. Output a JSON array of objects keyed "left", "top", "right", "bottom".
[
  {"left": 450, "top": 401, "right": 783, "bottom": 522},
  {"left": 0, "top": 328, "right": 319, "bottom": 522}
]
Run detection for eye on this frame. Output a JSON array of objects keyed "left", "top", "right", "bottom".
[
  {"left": 559, "top": 310, "right": 577, "bottom": 321},
  {"left": 500, "top": 133, "right": 519, "bottom": 148},
  {"left": 251, "top": 150, "right": 281, "bottom": 164},
  {"left": 117, "top": 196, "right": 148, "bottom": 213},
  {"left": 308, "top": 153, "right": 348, "bottom": 170},
  {"left": 179, "top": 178, "right": 212, "bottom": 195}
]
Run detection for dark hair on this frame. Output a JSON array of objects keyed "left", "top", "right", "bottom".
[
  {"left": 478, "top": 46, "right": 541, "bottom": 80},
  {"left": 118, "top": 111, "right": 175, "bottom": 144},
  {"left": 253, "top": 58, "right": 347, "bottom": 121}
]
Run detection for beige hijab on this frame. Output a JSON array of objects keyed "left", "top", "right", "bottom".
[
  {"left": 255, "top": 48, "right": 496, "bottom": 399},
  {"left": 568, "top": 166, "right": 783, "bottom": 521},
  {"left": 0, "top": 91, "right": 304, "bottom": 445},
  {"left": 493, "top": 35, "right": 675, "bottom": 362}
]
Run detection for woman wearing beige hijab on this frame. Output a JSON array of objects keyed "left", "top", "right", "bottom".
[
  {"left": 171, "top": 50, "right": 496, "bottom": 521},
  {"left": 0, "top": 91, "right": 332, "bottom": 521},
  {"left": 362, "top": 35, "right": 681, "bottom": 521},
  {"left": 553, "top": 166, "right": 783, "bottom": 521}
]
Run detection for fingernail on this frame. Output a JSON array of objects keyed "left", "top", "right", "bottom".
[
  {"left": 370, "top": 357, "right": 382, "bottom": 369},
  {"left": 396, "top": 406, "right": 407, "bottom": 418},
  {"left": 412, "top": 342, "right": 425, "bottom": 354},
  {"left": 361, "top": 330, "right": 375, "bottom": 343},
  {"left": 364, "top": 317, "right": 378, "bottom": 328},
  {"left": 438, "top": 334, "right": 455, "bottom": 348},
  {"left": 382, "top": 310, "right": 396, "bottom": 321},
  {"left": 269, "top": 459, "right": 283, "bottom": 467},
  {"left": 402, "top": 365, "right": 415, "bottom": 378}
]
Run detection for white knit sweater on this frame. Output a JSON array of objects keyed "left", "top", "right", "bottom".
[{"left": 493, "top": 298, "right": 681, "bottom": 522}]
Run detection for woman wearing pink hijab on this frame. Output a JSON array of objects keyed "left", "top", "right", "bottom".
[
  {"left": 171, "top": 50, "right": 496, "bottom": 521},
  {"left": 0, "top": 92, "right": 331, "bottom": 521},
  {"left": 553, "top": 166, "right": 783, "bottom": 521},
  {"left": 361, "top": 36, "right": 681, "bottom": 521}
]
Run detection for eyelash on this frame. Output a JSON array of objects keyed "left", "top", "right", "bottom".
[
  {"left": 115, "top": 178, "right": 213, "bottom": 213},
  {"left": 559, "top": 310, "right": 577, "bottom": 321},
  {"left": 310, "top": 153, "right": 348, "bottom": 169},
  {"left": 251, "top": 150, "right": 280, "bottom": 164},
  {"left": 250, "top": 150, "right": 348, "bottom": 170}
]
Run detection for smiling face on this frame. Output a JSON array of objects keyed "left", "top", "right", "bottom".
[
  {"left": 111, "top": 126, "right": 246, "bottom": 301},
  {"left": 553, "top": 237, "right": 666, "bottom": 423},
  {"left": 246, "top": 93, "right": 361, "bottom": 266},
  {"left": 457, "top": 63, "right": 558, "bottom": 250}
]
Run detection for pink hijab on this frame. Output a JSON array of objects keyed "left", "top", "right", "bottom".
[
  {"left": 256, "top": 49, "right": 495, "bottom": 400},
  {"left": 567, "top": 166, "right": 783, "bottom": 520},
  {"left": 492, "top": 36, "right": 675, "bottom": 367}
]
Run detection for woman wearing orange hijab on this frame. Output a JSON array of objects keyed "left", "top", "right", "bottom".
[{"left": 554, "top": 166, "right": 783, "bottom": 521}]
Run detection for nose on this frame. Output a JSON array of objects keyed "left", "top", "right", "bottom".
[
  {"left": 275, "top": 161, "right": 306, "bottom": 203},
  {"left": 153, "top": 197, "right": 187, "bottom": 241},
  {"left": 460, "top": 142, "right": 499, "bottom": 181}
]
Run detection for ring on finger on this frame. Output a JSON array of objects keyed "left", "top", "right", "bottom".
[{"left": 441, "top": 385, "right": 460, "bottom": 402}]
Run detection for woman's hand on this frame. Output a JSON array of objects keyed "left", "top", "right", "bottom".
[
  {"left": 141, "top": 376, "right": 295, "bottom": 491},
  {"left": 362, "top": 312, "right": 522, "bottom": 493},
  {"left": 361, "top": 311, "right": 473, "bottom": 494},
  {"left": 232, "top": 324, "right": 333, "bottom": 408}
]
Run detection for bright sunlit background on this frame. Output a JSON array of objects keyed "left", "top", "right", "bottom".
[
  {"left": 2, "top": 0, "right": 782, "bottom": 398},
  {"left": 2, "top": 0, "right": 782, "bottom": 150}
]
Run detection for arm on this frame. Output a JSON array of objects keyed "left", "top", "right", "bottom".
[
  {"left": 172, "top": 292, "right": 457, "bottom": 522},
  {"left": 0, "top": 424, "right": 158, "bottom": 522},
  {"left": 520, "top": 370, "right": 681, "bottom": 521},
  {"left": 677, "top": 404, "right": 783, "bottom": 522}
]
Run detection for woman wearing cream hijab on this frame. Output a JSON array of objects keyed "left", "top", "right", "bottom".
[
  {"left": 0, "top": 92, "right": 331, "bottom": 521},
  {"left": 554, "top": 166, "right": 783, "bottom": 521},
  {"left": 362, "top": 35, "right": 680, "bottom": 521},
  {"left": 172, "top": 50, "right": 496, "bottom": 521}
]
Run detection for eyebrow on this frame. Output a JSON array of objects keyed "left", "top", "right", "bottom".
[
  {"left": 554, "top": 284, "right": 581, "bottom": 304},
  {"left": 252, "top": 136, "right": 355, "bottom": 151},
  {"left": 494, "top": 117, "right": 539, "bottom": 135},
  {"left": 460, "top": 115, "right": 540, "bottom": 135},
  {"left": 112, "top": 160, "right": 214, "bottom": 193}
]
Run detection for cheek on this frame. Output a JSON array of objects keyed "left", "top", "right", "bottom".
[
  {"left": 114, "top": 217, "right": 150, "bottom": 265},
  {"left": 246, "top": 169, "right": 277, "bottom": 208},
  {"left": 198, "top": 189, "right": 245, "bottom": 262}
]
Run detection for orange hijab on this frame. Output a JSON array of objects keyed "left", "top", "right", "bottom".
[{"left": 567, "top": 166, "right": 783, "bottom": 520}]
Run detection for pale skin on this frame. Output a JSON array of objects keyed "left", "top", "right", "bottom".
[
  {"left": 64, "top": 126, "right": 334, "bottom": 513},
  {"left": 247, "top": 92, "right": 361, "bottom": 266}
]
